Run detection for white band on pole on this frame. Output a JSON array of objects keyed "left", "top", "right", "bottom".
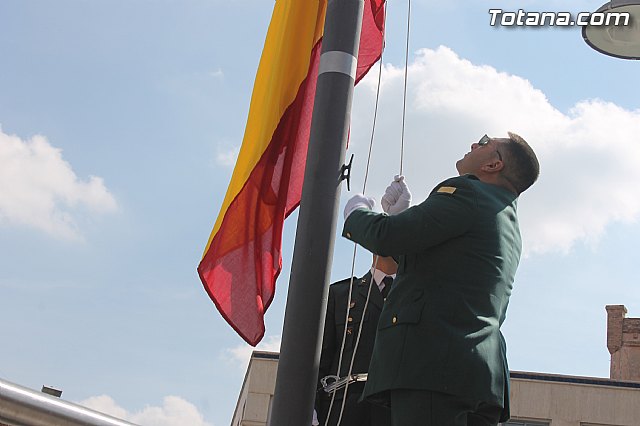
[{"left": 318, "top": 51, "right": 357, "bottom": 79}]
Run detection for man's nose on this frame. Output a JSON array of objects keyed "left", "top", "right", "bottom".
[{"left": 471, "top": 143, "right": 479, "bottom": 150}]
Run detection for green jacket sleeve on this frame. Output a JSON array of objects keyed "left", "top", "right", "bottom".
[
  {"left": 318, "top": 284, "right": 337, "bottom": 384},
  {"left": 342, "top": 177, "right": 477, "bottom": 256}
]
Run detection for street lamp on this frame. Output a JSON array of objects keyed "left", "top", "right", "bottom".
[{"left": 582, "top": 0, "right": 640, "bottom": 59}]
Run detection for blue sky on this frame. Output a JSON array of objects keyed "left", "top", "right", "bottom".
[{"left": 2, "top": 1, "right": 640, "bottom": 425}]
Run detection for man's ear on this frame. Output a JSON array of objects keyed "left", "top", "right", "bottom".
[{"left": 481, "top": 159, "right": 504, "bottom": 174}]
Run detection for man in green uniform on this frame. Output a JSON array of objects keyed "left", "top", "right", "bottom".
[
  {"left": 341, "top": 133, "right": 539, "bottom": 426},
  {"left": 315, "top": 254, "right": 396, "bottom": 426}
]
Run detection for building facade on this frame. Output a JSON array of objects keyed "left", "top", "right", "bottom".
[{"left": 232, "top": 305, "right": 640, "bottom": 426}]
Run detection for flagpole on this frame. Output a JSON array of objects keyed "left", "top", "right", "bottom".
[{"left": 269, "top": 0, "right": 365, "bottom": 424}]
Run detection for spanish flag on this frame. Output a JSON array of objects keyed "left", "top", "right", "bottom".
[{"left": 198, "top": 0, "right": 385, "bottom": 346}]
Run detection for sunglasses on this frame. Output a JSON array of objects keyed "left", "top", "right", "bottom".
[{"left": 478, "top": 134, "right": 502, "bottom": 162}]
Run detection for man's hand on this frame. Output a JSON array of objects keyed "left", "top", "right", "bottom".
[
  {"left": 344, "top": 194, "right": 375, "bottom": 220},
  {"left": 381, "top": 175, "right": 411, "bottom": 215}
]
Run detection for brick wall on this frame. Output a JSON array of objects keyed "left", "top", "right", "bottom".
[{"left": 606, "top": 305, "right": 640, "bottom": 381}]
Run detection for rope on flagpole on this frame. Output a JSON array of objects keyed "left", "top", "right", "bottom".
[
  {"left": 324, "top": 0, "right": 411, "bottom": 424},
  {"left": 399, "top": 0, "right": 411, "bottom": 175}
]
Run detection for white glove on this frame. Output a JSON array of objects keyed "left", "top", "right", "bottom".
[
  {"left": 381, "top": 175, "right": 411, "bottom": 215},
  {"left": 312, "top": 409, "right": 319, "bottom": 426},
  {"left": 344, "top": 193, "right": 375, "bottom": 220}
]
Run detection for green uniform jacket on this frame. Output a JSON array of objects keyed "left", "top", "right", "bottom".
[{"left": 342, "top": 175, "right": 521, "bottom": 420}]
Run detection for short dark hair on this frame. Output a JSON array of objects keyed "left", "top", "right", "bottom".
[{"left": 501, "top": 132, "right": 540, "bottom": 194}]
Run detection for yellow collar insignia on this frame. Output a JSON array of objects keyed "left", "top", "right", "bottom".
[{"left": 437, "top": 186, "right": 457, "bottom": 194}]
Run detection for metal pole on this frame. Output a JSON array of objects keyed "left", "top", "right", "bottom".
[
  {"left": 0, "top": 378, "right": 138, "bottom": 426},
  {"left": 269, "top": 0, "right": 365, "bottom": 424}
]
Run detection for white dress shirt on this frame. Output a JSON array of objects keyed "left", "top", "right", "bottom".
[{"left": 371, "top": 267, "right": 396, "bottom": 293}]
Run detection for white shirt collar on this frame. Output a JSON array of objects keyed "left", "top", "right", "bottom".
[{"left": 370, "top": 267, "right": 396, "bottom": 292}]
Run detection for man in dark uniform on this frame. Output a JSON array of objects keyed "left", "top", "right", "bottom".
[
  {"left": 341, "top": 133, "right": 540, "bottom": 426},
  {"left": 315, "top": 254, "right": 396, "bottom": 426}
]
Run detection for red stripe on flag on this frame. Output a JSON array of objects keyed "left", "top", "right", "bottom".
[
  {"left": 198, "top": 42, "right": 322, "bottom": 346},
  {"left": 357, "top": 0, "right": 385, "bottom": 83}
]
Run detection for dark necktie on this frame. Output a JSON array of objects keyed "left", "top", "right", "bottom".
[{"left": 381, "top": 276, "right": 393, "bottom": 298}]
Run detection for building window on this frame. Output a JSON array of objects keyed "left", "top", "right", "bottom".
[{"left": 501, "top": 421, "right": 549, "bottom": 426}]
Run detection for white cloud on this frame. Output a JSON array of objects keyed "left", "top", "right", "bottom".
[
  {"left": 224, "top": 334, "right": 281, "bottom": 370},
  {"left": 210, "top": 68, "right": 224, "bottom": 79},
  {"left": 215, "top": 145, "right": 240, "bottom": 168},
  {"left": 79, "top": 395, "right": 212, "bottom": 426},
  {"left": 348, "top": 46, "right": 640, "bottom": 255},
  {"left": 0, "top": 128, "right": 117, "bottom": 240}
]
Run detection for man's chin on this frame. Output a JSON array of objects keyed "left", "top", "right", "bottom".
[{"left": 455, "top": 160, "right": 464, "bottom": 175}]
